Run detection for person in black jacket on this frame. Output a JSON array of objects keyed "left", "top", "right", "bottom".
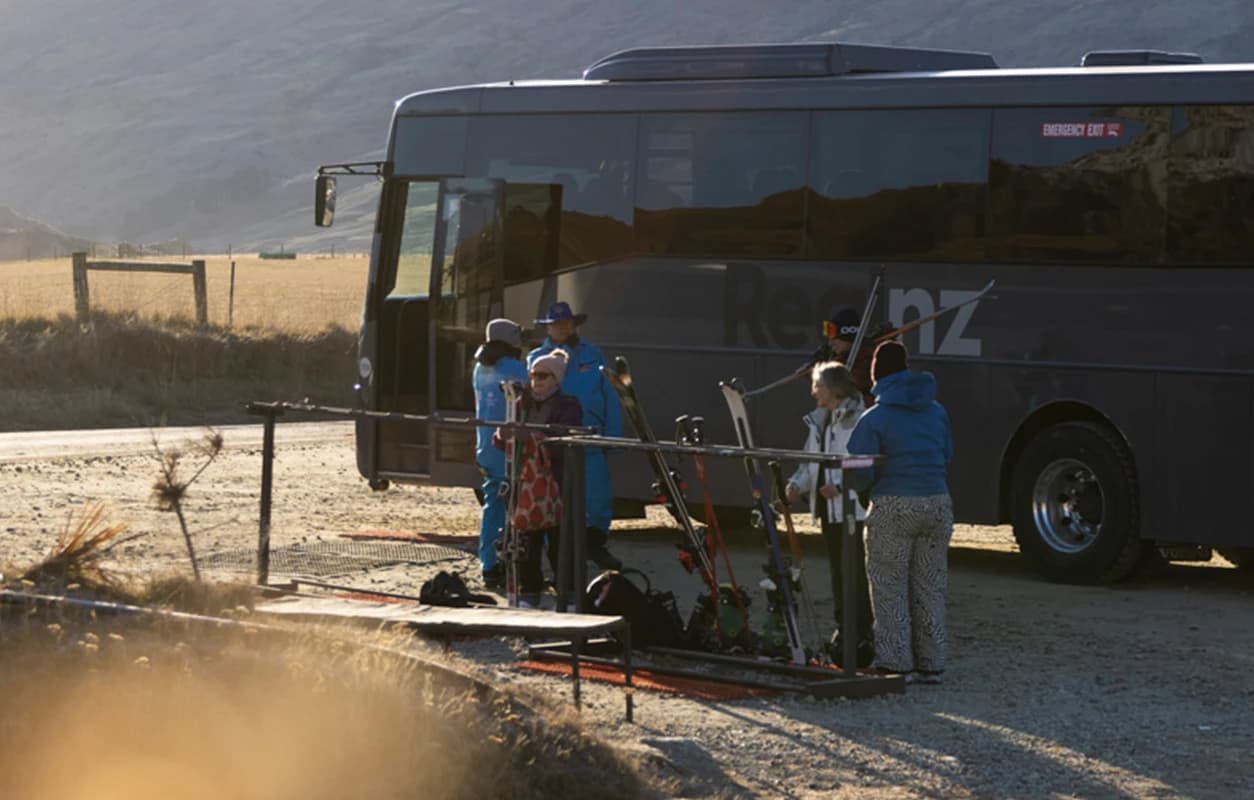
[{"left": 495, "top": 350, "right": 583, "bottom": 608}]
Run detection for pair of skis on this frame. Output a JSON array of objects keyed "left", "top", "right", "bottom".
[
  {"left": 602, "top": 358, "right": 752, "bottom": 648},
  {"left": 719, "top": 381, "right": 809, "bottom": 665},
  {"left": 500, "top": 380, "right": 526, "bottom": 607},
  {"left": 601, "top": 359, "right": 717, "bottom": 586},
  {"left": 602, "top": 356, "right": 806, "bottom": 662}
]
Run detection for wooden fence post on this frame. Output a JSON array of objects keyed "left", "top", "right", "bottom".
[
  {"left": 71, "top": 251, "right": 90, "bottom": 322},
  {"left": 228, "top": 260, "right": 236, "bottom": 327},
  {"left": 192, "top": 259, "right": 208, "bottom": 326}
]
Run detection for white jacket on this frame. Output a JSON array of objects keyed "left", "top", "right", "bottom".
[{"left": 786, "top": 398, "right": 868, "bottom": 523}]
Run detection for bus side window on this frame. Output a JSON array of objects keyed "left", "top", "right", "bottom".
[
  {"left": 987, "top": 106, "right": 1170, "bottom": 264},
  {"left": 635, "top": 112, "right": 805, "bottom": 257},
  {"left": 808, "top": 109, "right": 989, "bottom": 262},
  {"left": 1167, "top": 105, "right": 1254, "bottom": 264},
  {"left": 465, "top": 115, "right": 637, "bottom": 277}
]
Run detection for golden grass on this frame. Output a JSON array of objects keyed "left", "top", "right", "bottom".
[
  {"left": 0, "top": 311, "right": 359, "bottom": 430},
  {"left": 0, "top": 253, "right": 371, "bottom": 334}
]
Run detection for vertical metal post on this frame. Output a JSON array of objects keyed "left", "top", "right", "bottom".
[
  {"left": 557, "top": 446, "right": 574, "bottom": 612},
  {"left": 570, "top": 446, "right": 587, "bottom": 612},
  {"left": 572, "top": 635, "right": 582, "bottom": 710},
  {"left": 71, "top": 251, "right": 89, "bottom": 322},
  {"left": 558, "top": 443, "right": 588, "bottom": 612},
  {"left": 622, "top": 623, "right": 634, "bottom": 723},
  {"left": 841, "top": 465, "right": 858, "bottom": 678},
  {"left": 256, "top": 405, "right": 281, "bottom": 585}
]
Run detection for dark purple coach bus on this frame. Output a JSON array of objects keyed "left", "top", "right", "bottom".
[{"left": 316, "top": 42, "right": 1254, "bottom": 583}]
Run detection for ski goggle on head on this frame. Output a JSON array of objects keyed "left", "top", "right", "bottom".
[{"left": 822, "top": 321, "right": 859, "bottom": 339}]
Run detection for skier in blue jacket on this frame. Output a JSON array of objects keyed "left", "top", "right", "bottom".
[
  {"left": 528, "top": 301, "right": 624, "bottom": 570},
  {"left": 846, "top": 340, "right": 954, "bottom": 684},
  {"left": 472, "top": 318, "right": 528, "bottom": 589}
]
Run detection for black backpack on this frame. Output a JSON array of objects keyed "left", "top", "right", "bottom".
[
  {"left": 419, "top": 571, "right": 496, "bottom": 607},
  {"left": 584, "top": 568, "right": 685, "bottom": 649}
]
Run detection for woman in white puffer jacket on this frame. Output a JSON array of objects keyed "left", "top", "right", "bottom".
[{"left": 784, "top": 362, "right": 873, "bottom": 665}]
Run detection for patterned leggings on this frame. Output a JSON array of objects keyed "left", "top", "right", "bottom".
[{"left": 864, "top": 494, "right": 954, "bottom": 673}]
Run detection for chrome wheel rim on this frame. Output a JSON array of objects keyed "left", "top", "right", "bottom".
[{"left": 1032, "top": 459, "right": 1104, "bottom": 554}]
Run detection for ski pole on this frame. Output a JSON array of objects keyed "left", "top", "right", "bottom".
[{"left": 677, "top": 414, "right": 750, "bottom": 642}]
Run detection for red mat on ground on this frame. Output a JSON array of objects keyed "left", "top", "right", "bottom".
[
  {"left": 341, "top": 530, "right": 477, "bottom": 544},
  {"left": 334, "top": 592, "right": 410, "bottom": 604},
  {"left": 516, "top": 659, "right": 778, "bottom": 701}
]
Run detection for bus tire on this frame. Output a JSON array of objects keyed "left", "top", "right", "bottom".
[
  {"left": 1011, "top": 422, "right": 1144, "bottom": 584},
  {"left": 368, "top": 478, "right": 390, "bottom": 492},
  {"left": 1219, "top": 548, "right": 1254, "bottom": 571}
]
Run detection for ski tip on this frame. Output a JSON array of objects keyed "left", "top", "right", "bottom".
[{"left": 719, "top": 377, "right": 744, "bottom": 393}]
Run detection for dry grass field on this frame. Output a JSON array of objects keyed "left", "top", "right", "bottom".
[
  {"left": 0, "top": 599, "right": 655, "bottom": 800},
  {"left": 0, "top": 254, "right": 370, "bottom": 333},
  {"left": 0, "top": 254, "right": 373, "bottom": 430}
]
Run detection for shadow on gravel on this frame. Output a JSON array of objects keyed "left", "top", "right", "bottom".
[{"left": 949, "top": 545, "right": 1252, "bottom": 595}]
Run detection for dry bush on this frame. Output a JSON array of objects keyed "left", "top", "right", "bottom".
[
  {"left": 19, "top": 501, "right": 143, "bottom": 596},
  {"left": 133, "top": 575, "right": 258, "bottom": 616},
  {"left": 0, "top": 609, "right": 658, "bottom": 800}
]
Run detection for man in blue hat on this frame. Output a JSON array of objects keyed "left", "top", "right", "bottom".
[{"left": 528, "top": 301, "right": 624, "bottom": 570}]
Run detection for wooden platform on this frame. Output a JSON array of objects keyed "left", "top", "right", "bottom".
[
  {"left": 257, "top": 594, "right": 634, "bottom": 720},
  {"left": 257, "top": 594, "right": 626, "bottom": 637}
]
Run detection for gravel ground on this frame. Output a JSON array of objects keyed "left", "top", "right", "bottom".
[{"left": 1, "top": 427, "right": 1251, "bottom": 799}]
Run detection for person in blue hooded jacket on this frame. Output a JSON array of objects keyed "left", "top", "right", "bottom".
[
  {"left": 527, "top": 301, "right": 624, "bottom": 571},
  {"left": 472, "top": 318, "right": 529, "bottom": 589},
  {"left": 846, "top": 340, "right": 954, "bottom": 685}
]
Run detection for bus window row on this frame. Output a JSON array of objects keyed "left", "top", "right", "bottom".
[{"left": 443, "top": 105, "right": 1254, "bottom": 279}]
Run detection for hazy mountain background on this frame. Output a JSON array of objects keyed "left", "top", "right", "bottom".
[{"left": 2, "top": 0, "right": 1252, "bottom": 255}]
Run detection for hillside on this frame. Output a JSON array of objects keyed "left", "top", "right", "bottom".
[
  {"left": 0, "top": 0, "right": 1251, "bottom": 253},
  {"left": 0, "top": 207, "right": 92, "bottom": 260}
]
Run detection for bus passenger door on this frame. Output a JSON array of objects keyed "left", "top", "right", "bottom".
[{"left": 429, "top": 178, "right": 505, "bottom": 486}]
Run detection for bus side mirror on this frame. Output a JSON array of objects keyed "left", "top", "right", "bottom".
[{"left": 315, "top": 174, "right": 337, "bottom": 227}]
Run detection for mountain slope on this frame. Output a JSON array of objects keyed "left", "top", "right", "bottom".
[{"left": 0, "top": 0, "right": 1250, "bottom": 251}]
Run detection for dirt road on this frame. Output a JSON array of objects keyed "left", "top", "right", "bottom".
[{"left": 0, "top": 425, "right": 1250, "bottom": 798}]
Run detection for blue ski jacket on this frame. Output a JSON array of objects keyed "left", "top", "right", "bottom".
[
  {"left": 473, "top": 341, "right": 528, "bottom": 476},
  {"left": 846, "top": 370, "right": 953, "bottom": 498}
]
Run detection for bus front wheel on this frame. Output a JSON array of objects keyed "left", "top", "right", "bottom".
[{"left": 1011, "top": 422, "right": 1145, "bottom": 584}]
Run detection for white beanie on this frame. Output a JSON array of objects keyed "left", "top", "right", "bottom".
[{"left": 531, "top": 350, "right": 569, "bottom": 384}]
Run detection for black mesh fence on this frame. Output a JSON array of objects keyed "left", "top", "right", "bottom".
[{"left": 200, "top": 539, "right": 473, "bottom": 578}]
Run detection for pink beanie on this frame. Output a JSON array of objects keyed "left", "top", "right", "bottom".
[{"left": 531, "top": 350, "right": 569, "bottom": 384}]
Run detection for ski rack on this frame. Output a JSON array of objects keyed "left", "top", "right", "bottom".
[
  {"left": 244, "top": 401, "right": 902, "bottom": 699},
  {"left": 547, "top": 433, "right": 902, "bottom": 697}
]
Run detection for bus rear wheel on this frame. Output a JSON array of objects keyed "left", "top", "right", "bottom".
[{"left": 1011, "top": 422, "right": 1145, "bottom": 584}]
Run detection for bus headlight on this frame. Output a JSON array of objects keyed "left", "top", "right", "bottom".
[{"left": 358, "top": 357, "right": 373, "bottom": 380}]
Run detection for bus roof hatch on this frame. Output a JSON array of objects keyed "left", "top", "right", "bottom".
[
  {"left": 1080, "top": 50, "right": 1204, "bottom": 66},
  {"left": 582, "top": 43, "right": 998, "bottom": 82}
]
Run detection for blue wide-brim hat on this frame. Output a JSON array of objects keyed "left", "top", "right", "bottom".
[{"left": 534, "top": 301, "right": 587, "bottom": 325}]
